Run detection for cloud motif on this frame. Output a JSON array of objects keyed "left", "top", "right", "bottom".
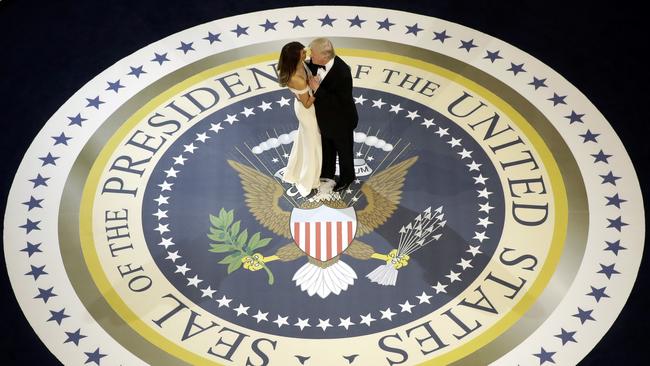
[
  {"left": 354, "top": 132, "right": 393, "bottom": 151},
  {"left": 251, "top": 131, "right": 393, "bottom": 154},
  {"left": 251, "top": 130, "right": 298, "bottom": 154}
]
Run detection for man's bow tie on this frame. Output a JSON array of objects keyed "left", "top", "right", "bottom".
[{"left": 313, "top": 63, "right": 326, "bottom": 70}]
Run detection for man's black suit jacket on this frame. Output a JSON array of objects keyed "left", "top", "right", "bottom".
[{"left": 309, "top": 56, "right": 358, "bottom": 139}]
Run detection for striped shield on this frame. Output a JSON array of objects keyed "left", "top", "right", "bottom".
[{"left": 290, "top": 205, "right": 357, "bottom": 261}]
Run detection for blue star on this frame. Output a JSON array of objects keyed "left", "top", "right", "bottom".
[
  {"left": 547, "top": 93, "right": 567, "bottom": 106},
  {"left": 529, "top": 77, "right": 548, "bottom": 90},
  {"left": 459, "top": 39, "right": 478, "bottom": 52},
  {"left": 29, "top": 174, "right": 50, "bottom": 188},
  {"left": 85, "top": 96, "right": 104, "bottom": 109},
  {"left": 289, "top": 16, "right": 307, "bottom": 28},
  {"left": 176, "top": 41, "right": 194, "bottom": 54},
  {"left": 231, "top": 24, "right": 249, "bottom": 37},
  {"left": 52, "top": 132, "right": 72, "bottom": 146},
  {"left": 127, "top": 65, "right": 146, "bottom": 78},
  {"left": 605, "top": 193, "right": 626, "bottom": 208},
  {"left": 20, "top": 218, "right": 41, "bottom": 233},
  {"left": 565, "top": 110, "right": 585, "bottom": 124},
  {"left": 47, "top": 308, "right": 69, "bottom": 325},
  {"left": 84, "top": 347, "right": 107, "bottom": 365},
  {"left": 433, "top": 30, "right": 451, "bottom": 42},
  {"left": 533, "top": 347, "right": 556, "bottom": 364},
  {"left": 25, "top": 264, "right": 47, "bottom": 280},
  {"left": 591, "top": 150, "right": 612, "bottom": 163},
  {"left": 597, "top": 263, "right": 620, "bottom": 279},
  {"left": 579, "top": 129, "right": 600, "bottom": 143},
  {"left": 507, "top": 62, "right": 526, "bottom": 75},
  {"left": 484, "top": 50, "right": 502, "bottom": 62},
  {"left": 259, "top": 19, "right": 278, "bottom": 31},
  {"left": 318, "top": 14, "right": 336, "bottom": 27},
  {"left": 151, "top": 52, "right": 170, "bottom": 65},
  {"left": 607, "top": 216, "right": 628, "bottom": 231},
  {"left": 573, "top": 307, "right": 595, "bottom": 324},
  {"left": 34, "top": 287, "right": 57, "bottom": 303},
  {"left": 376, "top": 18, "right": 395, "bottom": 31},
  {"left": 65, "top": 329, "right": 87, "bottom": 346},
  {"left": 587, "top": 286, "right": 610, "bottom": 302},
  {"left": 67, "top": 113, "right": 87, "bottom": 126},
  {"left": 105, "top": 80, "right": 124, "bottom": 93},
  {"left": 203, "top": 31, "right": 221, "bottom": 44},
  {"left": 22, "top": 196, "right": 44, "bottom": 210},
  {"left": 348, "top": 15, "right": 366, "bottom": 28},
  {"left": 587, "top": 150, "right": 612, "bottom": 165},
  {"left": 21, "top": 242, "right": 42, "bottom": 257},
  {"left": 405, "top": 23, "right": 423, "bottom": 36},
  {"left": 554, "top": 328, "right": 577, "bottom": 345},
  {"left": 39, "top": 152, "right": 59, "bottom": 166},
  {"left": 604, "top": 240, "right": 626, "bottom": 255},
  {"left": 600, "top": 171, "right": 621, "bottom": 185}
]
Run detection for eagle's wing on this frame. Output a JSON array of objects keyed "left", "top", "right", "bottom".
[
  {"left": 356, "top": 156, "right": 418, "bottom": 237},
  {"left": 227, "top": 159, "right": 292, "bottom": 239}
]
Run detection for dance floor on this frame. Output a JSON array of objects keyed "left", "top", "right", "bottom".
[{"left": 1, "top": 3, "right": 645, "bottom": 365}]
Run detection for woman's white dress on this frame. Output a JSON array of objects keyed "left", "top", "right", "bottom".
[{"left": 282, "top": 78, "right": 322, "bottom": 197}]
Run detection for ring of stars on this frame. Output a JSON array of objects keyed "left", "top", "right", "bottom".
[
  {"left": 7, "top": 7, "right": 639, "bottom": 364},
  {"left": 148, "top": 90, "right": 498, "bottom": 333}
]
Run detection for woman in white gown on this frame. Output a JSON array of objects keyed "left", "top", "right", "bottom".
[{"left": 278, "top": 42, "right": 322, "bottom": 198}]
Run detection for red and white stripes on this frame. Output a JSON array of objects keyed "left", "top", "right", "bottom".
[{"left": 292, "top": 220, "right": 354, "bottom": 261}]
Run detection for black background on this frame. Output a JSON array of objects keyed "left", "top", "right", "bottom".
[{"left": 0, "top": 0, "right": 647, "bottom": 364}]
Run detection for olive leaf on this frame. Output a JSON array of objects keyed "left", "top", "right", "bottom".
[
  {"left": 207, "top": 208, "right": 275, "bottom": 284},
  {"left": 227, "top": 260, "right": 243, "bottom": 274},
  {"left": 208, "top": 243, "right": 235, "bottom": 253},
  {"left": 218, "top": 252, "right": 242, "bottom": 264}
]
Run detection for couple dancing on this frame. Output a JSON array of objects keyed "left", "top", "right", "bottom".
[{"left": 278, "top": 38, "right": 358, "bottom": 198}]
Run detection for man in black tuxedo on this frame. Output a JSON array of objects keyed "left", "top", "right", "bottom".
[{"left": 307, "top": 38, "right": 358, "bottom": 192}]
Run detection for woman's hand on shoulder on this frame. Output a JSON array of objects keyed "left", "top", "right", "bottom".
[{"left": 308, "top": 75, "right": 320, "bottom": 91}]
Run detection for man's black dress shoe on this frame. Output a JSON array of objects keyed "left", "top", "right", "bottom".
[{"left": 333, "top": 181, "right": 351, "bottom": 192}]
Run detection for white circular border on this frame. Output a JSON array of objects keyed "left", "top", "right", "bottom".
[{"left": 3, "top": 6, "right": 644, "bottom": 365}]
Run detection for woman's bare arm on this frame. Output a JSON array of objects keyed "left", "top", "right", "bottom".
[{"left": 288, "top": 76, "right": 315, "bottom": 108}]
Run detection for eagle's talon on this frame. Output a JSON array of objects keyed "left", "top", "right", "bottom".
[
  {"left": 369, "top": 249, "right": 409, "bottom": 269},
  {"left": 385, "top": 249, "right": 409, "bottom": 269},
  {"left": 242, "top": 253, "right": 266, "bottom": 271}
]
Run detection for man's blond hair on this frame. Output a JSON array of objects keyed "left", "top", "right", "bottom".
[{"left": 310, "top": 38, "right": 335, "bottom": 60}]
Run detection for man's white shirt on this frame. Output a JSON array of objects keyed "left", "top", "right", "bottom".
[{"left": 316, "top": 57, "right": 335, "bottom": 82}]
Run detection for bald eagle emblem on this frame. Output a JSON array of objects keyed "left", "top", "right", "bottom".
[{"left": 213, "top": 156, "right": 446, "bottom": 298}]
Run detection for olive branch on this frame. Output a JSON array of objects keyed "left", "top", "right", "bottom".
[{"left": 207, "top": 208, "right": 275, "bottom": 284}]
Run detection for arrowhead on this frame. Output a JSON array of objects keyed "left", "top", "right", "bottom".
[
  {"left": 399, "top": 226, "right": 406, "bottom": 234},
  {"left": 343, "top": 354, "right": 359, "bottom": 364},
  {"left": 434, "top": 206, "right": 443, "bottom": 213},
  {"left": 436, "top": 213, "right": 445, "bottom": 221},
  {"left": 415, "top": 231, "right": 422, "bottom": 238},
  {"left": 405, "top": 223, "right": 412, "bottom": 230},
  {"left": 417, "top": 239, "right": 425, "bottom": 245},
  {"left": 425, "top": 226, "right": 434, "bottom": 233},
  {"left": 424, "top": 207, "right": 431, "bottom": 214},
  {"left": 438, "top": 220, "right": 447, "bottom": 228},
  {"left": 415, "top": 214, "right": 422, "bottom": 222},
  {"left": 295, "top": 355, "right": 311, "bottom": 365},
  {"left": 432, "top": 234, "right": 442, "bottom": 241}
]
